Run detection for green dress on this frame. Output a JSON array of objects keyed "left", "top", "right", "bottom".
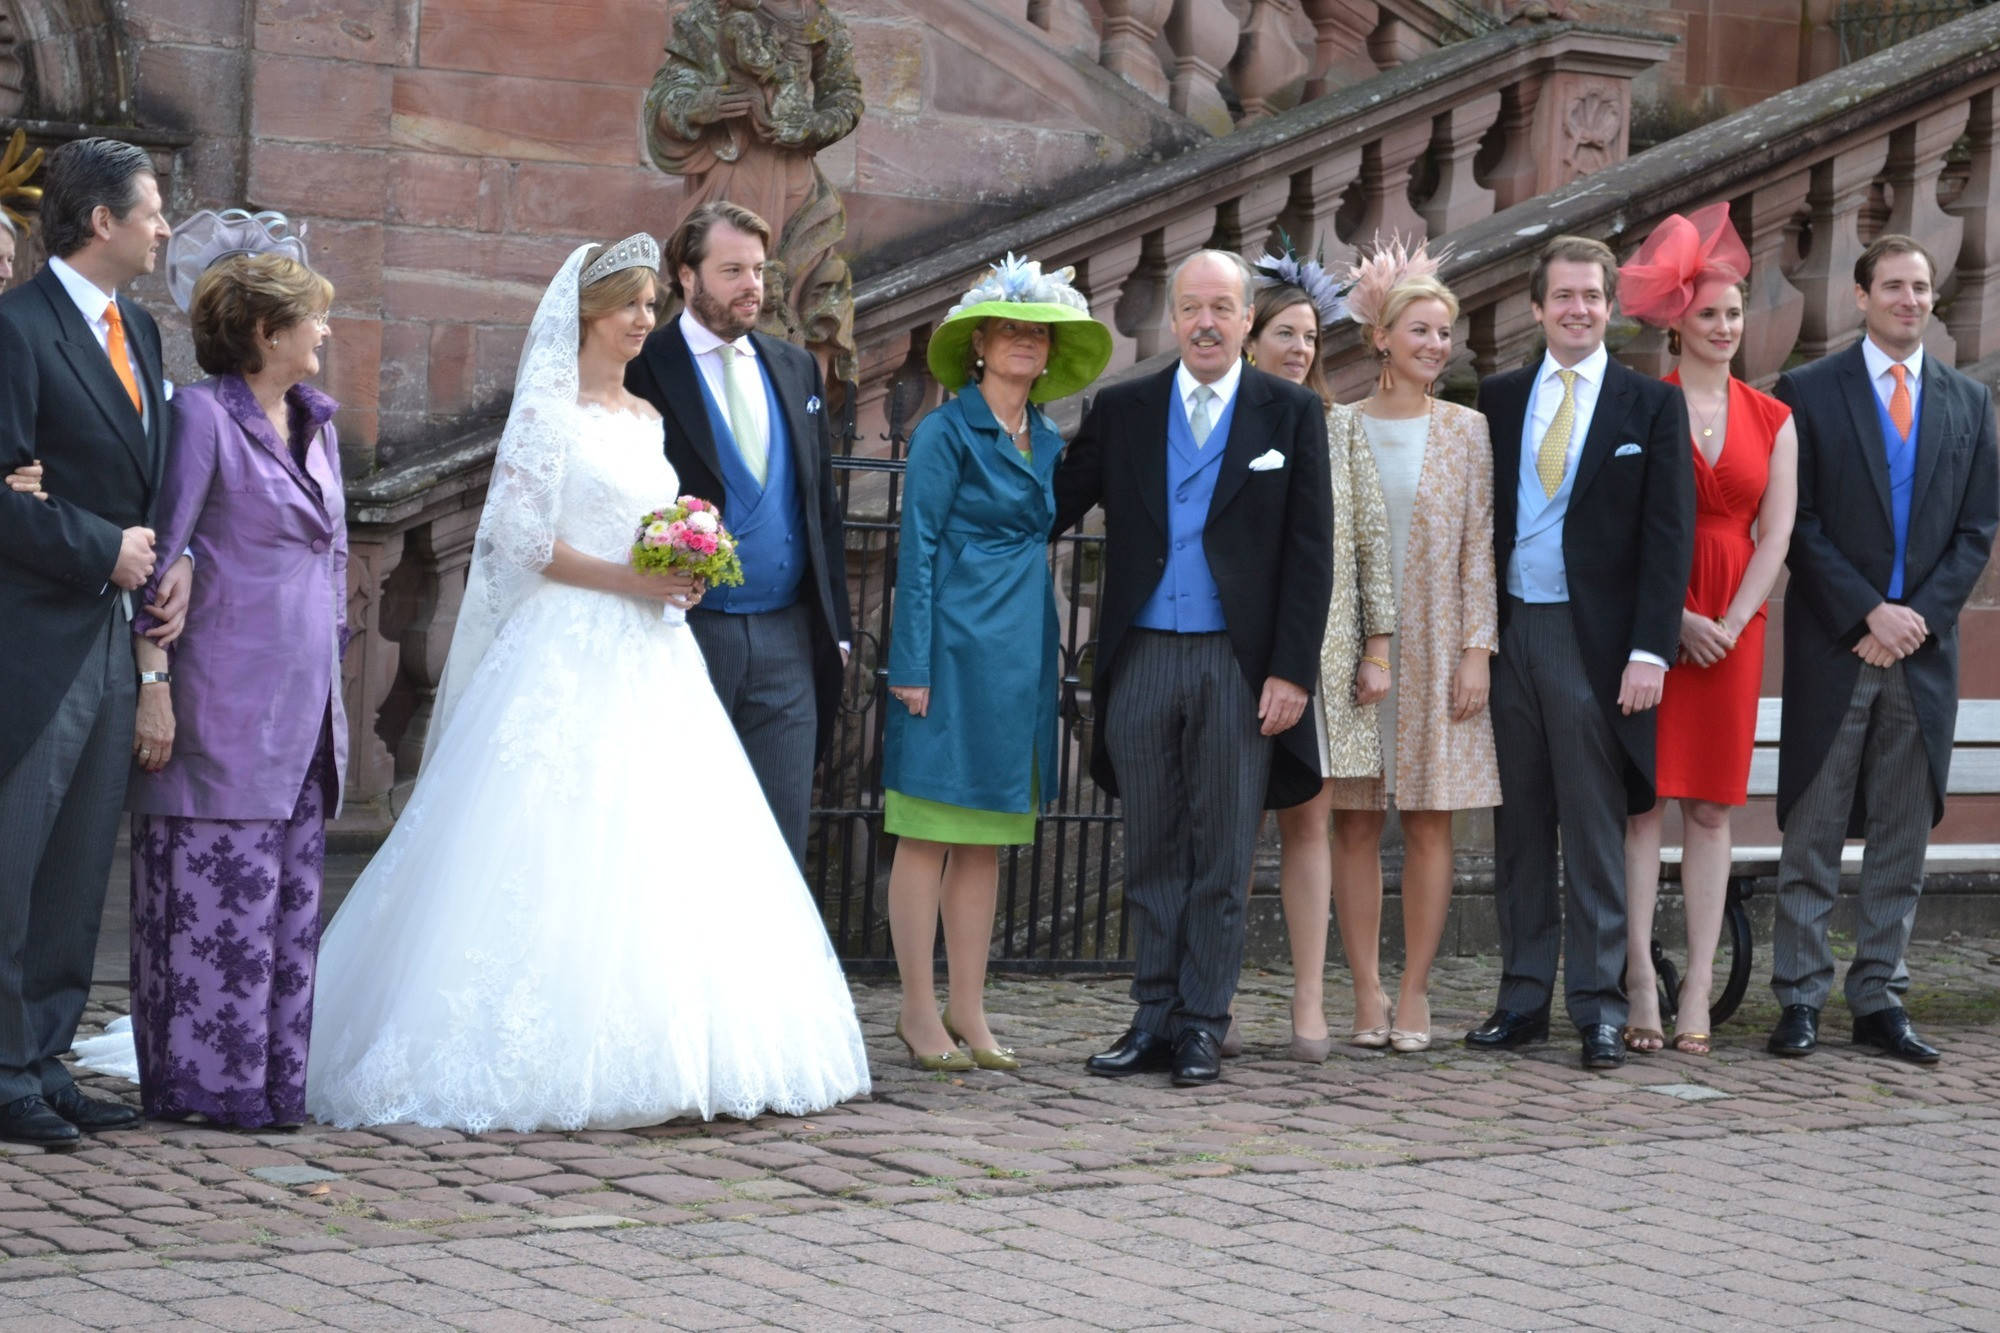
[{"left": 882, "top": 387, "right": 1061, "bottom": 845}]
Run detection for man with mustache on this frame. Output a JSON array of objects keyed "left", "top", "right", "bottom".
[
  {"left": 1766, "top": 235, "right": 1998, "bottom": 1065},
  {"left": 627, "top": 201, "right": 851, "bottom": 868},
  {"left": 1055, "top": 249, "right": 1334, "bottom": 1085},
  {"left": 1468, "top": 234, "right": 1695, "bottom": 1070}
]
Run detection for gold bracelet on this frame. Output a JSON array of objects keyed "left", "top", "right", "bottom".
[{"left": 1361, "top": 655, "right": 1391, "bottom": 671}]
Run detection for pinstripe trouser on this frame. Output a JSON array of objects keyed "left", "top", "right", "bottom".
[
  {"left": 0, "top": 611, "right": 133, "bottom": 1103},
  {"left": 1105, "top": 630, "right": 1273, "bottom": 1043},
  {"left": 1773, "top": 661, "right": 1935, "bottom": 1016},
  {"left": 689, "top": 602, "right": 818, "bottom": 870},
  {"left": 1491, "top": 600, "right": 1631, "bottom": 1029}
]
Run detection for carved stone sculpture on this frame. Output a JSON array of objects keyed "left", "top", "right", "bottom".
[{"left": 646, "top": 0, "right": 864, "bottom": 382}]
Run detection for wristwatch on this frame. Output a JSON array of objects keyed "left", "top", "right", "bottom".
[{"left": 138, "top": 670, "right": 171, "bottom": 686}]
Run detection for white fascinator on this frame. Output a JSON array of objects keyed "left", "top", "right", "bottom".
[{"left": 164, "top": 209, "right": 310, "bottom": 312}]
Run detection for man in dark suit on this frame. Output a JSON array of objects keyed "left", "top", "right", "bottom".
[
  {"left": 1467, "top": 235, "right": 1695, "bottom": 1070},
  {"left": 626, "top": 201, "right": 850, "bottom": 868},
  {"left": 1055, "top": 249, "right": 1334, "bottom": 1086},
  {"left": 1767, "top": 235, "right": 1999, "bottom": 1065},
  {"left": 0, "top": 138, "right": 174, "bottom": 1145}
]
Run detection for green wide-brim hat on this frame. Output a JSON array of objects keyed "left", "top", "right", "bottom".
[{"left": 927, "top": 300, "right": 1114, "bottom": 404}]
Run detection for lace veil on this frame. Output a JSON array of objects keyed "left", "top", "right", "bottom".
[{"left": 430, "top": 244, "right": 591, "bottom": 753}]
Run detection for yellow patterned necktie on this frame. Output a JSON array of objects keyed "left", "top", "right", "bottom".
[{"left": 1536, "top": 368, "right": 1578, "bottom": 499}]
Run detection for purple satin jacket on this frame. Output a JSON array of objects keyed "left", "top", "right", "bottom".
[{"left": 126, "top": 375, "right": 350, "bottom": 821}]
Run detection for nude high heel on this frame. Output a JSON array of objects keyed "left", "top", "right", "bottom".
[{"left": 895, "top": 1016, "right": 974, "bottom": 1072}]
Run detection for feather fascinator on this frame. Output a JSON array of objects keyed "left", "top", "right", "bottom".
[
  {"left": 1617, "top": 202, "right": 1749, "bottom": 328},
  {"left": 1342, "top": 233, "right": 1445, "bottom": 331},
  {"left": 1254, "top": 231, "right": 1347, "bottom": 329}
]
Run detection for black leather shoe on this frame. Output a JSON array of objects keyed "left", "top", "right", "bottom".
[
  {"left": 46, "top": 1083, "right": 141, "bottom": 1132},
  {"left": 1171, "top": 1030, "right": 1222, "bottom": 1086},
  {"left": 0, "top": 1095, "right": 81, "bottom": 1149},
  {"left": 1853, "top": 1008, "right": 1940, "bottom": 1065},
  {"left": 1579, "top": 1024, "right": 1626, "bottom": 1069},
  {"left": 1768, "top": 1004, "right": 1820, "bottom": 1057},
  {"left": 1085, "top": 1027, "right": 1175, "bottom": 1077},
  {"left": 1464, "top": 1007, "right": 1550, "bottom": 1050}
]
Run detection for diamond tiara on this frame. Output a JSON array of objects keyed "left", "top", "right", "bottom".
[{"left": 581, "top": 232, "right": 660, "bottom": 287}]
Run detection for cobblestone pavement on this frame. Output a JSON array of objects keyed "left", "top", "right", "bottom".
[{"left": 2, "top": 941, "right": 1996, "bottom": 1329}]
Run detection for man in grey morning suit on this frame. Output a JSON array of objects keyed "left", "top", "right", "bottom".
[
  {"left": 1767, "top": 235, "right": 1999, "bottom": 1065},
  {"left": 1054, "top": 250, "right": 1334, "bottom": 1086},
  {"left": 0, "top": 140, "right": 175, "bottom": 1146},
  {"left": 1468, "top": 235, "right": 1695, "bottom": 1071}
]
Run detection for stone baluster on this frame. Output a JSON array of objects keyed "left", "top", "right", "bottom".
[
  {"left": 1467, "top": 289, "right": 1540, "bottom": 379},
  {"left": 1736, "top": 174, "right": 1811, "bottom": 388},
  {"left": 1277, "top": 148, "right": 1363, "bottom": 269},
  {"left": 1947, "top": 91, "right": 2000, "bottom": 362},
  {"left": 1126, "top": 209, "right": 1222, "bottom": 359},
  {"left": 1793, "top": 138, "right": 1891, "bottom": 361},
  {"left": 1483, "top": 78, "right": 1542, "bottom": 210},
  {"left": 341, "top": 530, "right": 407, "bottom": 810},
  {"left": 1884, "top": 103, "right": 1971, "bottom": 365},
  {"left": 390, "top": 510, "right": 482, "bottom": 779},
  {"left": 1165, "top": 0, "right": 1240, "bottom": 136},
  {"left": 1028, "top": 0, "right": 1101, "bottom": 57},
  {"left": 1099, "top": 0, "right": 1174, "bottom": 102},
  {"left": 1231, "top": 0, "right": 1312, "bottom": 124},
  {"left": 1350, "top": 121, "right": 1431, "bottom": 246},
  {"left": 1419, "top": 93, "right": 1502, "bottom": 236},
  {"left": 1300, "top": 0, "right": 1384, "bottom": 97},
  {"left": 1078, "top": 237, "right": 1148, "bottom": 372},
  {"left": 1367, "top": 11, "right": 1428, "bottom": 68},
  {"left": 1214, "top": 177, "right": 1295, "bottom": 266}
]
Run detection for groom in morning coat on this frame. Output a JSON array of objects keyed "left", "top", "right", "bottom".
[
  {"left": 1468, "top": 234, "right": 1694, "bottom": 1071},
  {"left": 1766, "top": 235, "right": 1999, "bottom": 1065},
  {"left": 0, "top": 138, "right": 174, "bottom": 1146},
  {"left": 626, "top": 201, "right": 851, "bottom": 868},
  {"left": 1054, "top": 249, "right": 1334, "bottom": 1086}
]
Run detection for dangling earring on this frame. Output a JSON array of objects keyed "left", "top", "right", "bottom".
[
  {"left": 1376, "top": 346, "right": 1395, "bottom": 396},
  {"left": 1245, "top": 348, "right": 1256, "bottom": 367}
]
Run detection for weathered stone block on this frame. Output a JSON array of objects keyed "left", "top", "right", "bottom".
[
  {"left": 247, "top": 141, "right": 390, "bottom": 222},
  {"left": 390, "top": 69, "right": 644, "bottom": 166},
  {"left": 133, "top": 42, "right": 245, "bottom": 133},
  {"left": 251, "top": 53, "right": 394, "bottom": 146},
  {"left": 506, "top": 162, "right": 686, "bottom": 239},
  {"left": 388, "top": 152, "right": 485, "bottom": 229},
  {"left": 849, "top": 22, "right": 924, "bottom": 117},
  {"left": 417, "top": 0, "right": 666, "bottom": 86},
  {"left": 125, "top": 0, "right": 244, "bottom": 47},
  {"left": 427, "top": 322, "right": 477, "bottom": 416},
  {"left": 380, "top": 227, "right": 570, "bottom": 323},
  {"left": 308, "top": 219, "right": 386, "bottom": 310},
  {"left": 377, "top": 319, "right": 430, "bottom": 418},
  {"left": 254, "top": 0, "right": 418, "bottom": 66}
]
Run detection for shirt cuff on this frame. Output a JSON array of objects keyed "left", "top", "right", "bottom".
[
  {"left": 1628, "top": 649, "right": 1669, "bottom": 671},
  {"left": 839, "top": 640, "right": 850, "bottom": 656}
]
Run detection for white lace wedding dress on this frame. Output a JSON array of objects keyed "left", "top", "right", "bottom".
[{"left": 304, "top": 247, "right": 869, "bottom": 1132}]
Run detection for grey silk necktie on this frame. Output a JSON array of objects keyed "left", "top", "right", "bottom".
[
  {"left": 716, "top": 344, "right": 768, "bottom": 485},
  {"left": 1189, "top": 384, "right": 1217, "bottom": 448}
]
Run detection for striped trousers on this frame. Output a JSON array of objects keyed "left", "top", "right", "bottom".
[
  {"left": 1773, "top": 661, "right": 1934, "bottom": 1016},
  {"left": 1105, "top": 631, "right": 1272, "bottom": 1043}
]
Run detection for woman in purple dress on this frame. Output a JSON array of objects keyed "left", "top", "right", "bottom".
[{"left": 123, "top": 213, "right": 347, "bottom": 1128}]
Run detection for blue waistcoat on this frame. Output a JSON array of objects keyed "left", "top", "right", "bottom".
[
  {"left": 1872, "top": 387, "right": 1921, "bottom": 599},
  {"left": 694, "top": 356, "right": 805, "bottom": 615},
  {"left": 1133, "top": 386, "right": 1238, "bottom": 632},
  {"left": 1506, "top": 378, "right": 1586, "bottom": 603}
]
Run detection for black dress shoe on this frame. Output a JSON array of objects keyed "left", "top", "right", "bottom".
[
  {"left": 0, "top": 1095, "right": 81, "bottom": 1149},
  {"left": 1853, "top": 1008, "right": 1940, "bottom": 1065},
  {"left": 1172, "top": 1030, "right": 1222, "bottom": 1086},
  {"left": 1768, "top": 1004, "right": 1820, "bottom": 1057},
  {"left": 1085, "top": 1027, "right": 1175, "bottom": 1077},
  {"left": 1464, "top": 1007, "right": 1550, "bottom": 1050},
  {"left": 1578, "top": 1024, "right": 1626, "bottom": 1070},
  {"left": 46, "top": 1083, "right": 141, "bottom": 1132}
]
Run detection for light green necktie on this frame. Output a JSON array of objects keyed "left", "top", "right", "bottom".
[
  {"left": 1536, "top": 369, "right": 1578, "bottom": 498},
  {"left": 716, "top": 344, "right": 768, "bottom": 485},
  {"left": 1189, "top": 384, "right": 1217, "bottom": 448}
]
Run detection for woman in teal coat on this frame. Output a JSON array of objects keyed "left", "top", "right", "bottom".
[{"left": 884, "top": 256, "right": 1112, "bottom": 1072}]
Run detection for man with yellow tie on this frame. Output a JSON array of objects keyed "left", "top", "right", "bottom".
[
  {"left": 627, "top": 201, "right": 851, "bottom": 869},
  {"left": 1466, "top": 235, "right": 1694, "bottom": 1071},
  {"left": 1766, "top": 236, "right": 1999, "bottom": 1065},
  {"left": 0, "top": 138, "right": 173, "bottom": 1146}
]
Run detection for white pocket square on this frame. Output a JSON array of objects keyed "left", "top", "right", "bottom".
[
  {"left": 1613, "top": 442, "right": 1642, "bottom": 457},
  {"left": 1247, "top": 449, "right": 1286, "bottom": 471}
]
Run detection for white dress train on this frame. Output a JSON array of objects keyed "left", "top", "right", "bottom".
[{"left": 304, "top": 406, "right": 870, "bottom": 1132}]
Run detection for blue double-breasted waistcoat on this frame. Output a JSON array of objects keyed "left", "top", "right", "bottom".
[{"left": 883, "top": 385, "right": 1062, "bottom": 813}]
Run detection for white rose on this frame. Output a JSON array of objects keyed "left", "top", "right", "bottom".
[{"left": 687, "top": 510, "right": 719, "bottom": 534}]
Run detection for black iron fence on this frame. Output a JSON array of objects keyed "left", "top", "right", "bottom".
[
  {"left": 1835, "top": 0, "right": 1994, "bottom": 62},
  {"left": 803, "top": 383, "right": 1132, "bottom": 972}
]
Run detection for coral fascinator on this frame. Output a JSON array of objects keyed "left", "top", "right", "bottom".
[
  {"left": 1616, "top": 202, "right": 1750, "bottom": 327},
  {"left": 1342, "top": 234, "right": 1445, "bottom": 330}
]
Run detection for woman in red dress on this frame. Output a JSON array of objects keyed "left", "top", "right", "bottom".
[{"left": 1618, "top": 205, "right": 1798, "bottom": 1054}]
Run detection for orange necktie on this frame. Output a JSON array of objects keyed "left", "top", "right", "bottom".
[
  {"left": 102, "top": 300, "right": 142, "bottom": 415},
  {"left": 1890, "top": 363, "right": 1914, "bottom": 440}
]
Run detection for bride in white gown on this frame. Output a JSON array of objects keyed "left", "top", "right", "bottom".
[{"left": 304, "top": 238, "right": 871, "bottom": 1132}]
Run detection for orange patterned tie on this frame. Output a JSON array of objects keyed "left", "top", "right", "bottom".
[
  {"left": 1889, "top": 363, "right": 1914, "bottom": 440},
  {"left": 102, "top": 300, "right": 143, "bottom": 415}
]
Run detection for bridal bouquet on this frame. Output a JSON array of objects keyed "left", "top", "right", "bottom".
[{"left": 632, "top": 496, "right": 745, "bottom": 588}]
